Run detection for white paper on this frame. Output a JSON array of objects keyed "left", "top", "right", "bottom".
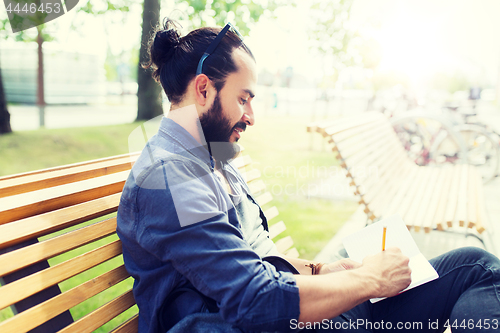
[{"left": 342, "top": 215, "right": 439, "bottom": 303}]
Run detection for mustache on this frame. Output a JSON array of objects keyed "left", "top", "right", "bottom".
[{"left": 232, "top": 122, "right": 247, "bottom": 132}]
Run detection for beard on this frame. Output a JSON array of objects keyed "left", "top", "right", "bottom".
[{"left": 199, "top": 93, "right": 245, "bottom": 163}]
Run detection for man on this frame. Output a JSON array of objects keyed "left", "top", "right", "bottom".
[{"left": 117, "top": 19, "right": 500, "bottom": 332}]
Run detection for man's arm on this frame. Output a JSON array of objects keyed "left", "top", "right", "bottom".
[{"left": 287, "top": 247, "right": 412, "bottom": 323}]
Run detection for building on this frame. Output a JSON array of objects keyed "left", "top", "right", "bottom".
[{"left": 1, "top": 44, "right": 106, "bottom": 104}]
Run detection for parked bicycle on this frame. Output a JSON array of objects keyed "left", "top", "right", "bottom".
[{"left": 391, "top": 108, "right": 500, "bottom": 184}]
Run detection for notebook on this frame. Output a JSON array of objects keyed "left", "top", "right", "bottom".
[{"left": 342, "top": 214, "right": 439, "bottom": 303}]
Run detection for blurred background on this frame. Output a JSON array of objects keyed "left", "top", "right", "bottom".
[
  {"left": 1, "top": 0, "right": 499, "bottom": 132},
  {"left": 1, "top": 0, "right": 500, "bottom": 259}
]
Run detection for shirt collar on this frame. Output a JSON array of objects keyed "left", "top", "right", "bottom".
[{"left": 158, "top": 117, "right": 215, "bottom": 169}]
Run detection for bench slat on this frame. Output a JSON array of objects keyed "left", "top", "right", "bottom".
[
  {"left": 0, "top": 218, "right": 117, "bottom": 277},
  {"left": 334, "top": 123, "right": 391, "bottom": 160},
  {"left": 0, "top": 193, "right": 120, "bottom": 250},
  {"left": 456, "top": 164, "right": 469, "bottom": 227},
  {"left": 0, "top": 171, "right": 128, "bottom": 225},
  {"left": 467, "top": 166, "right": 478, "bottom": 229},
  {"left": 242, "top": 168, "right": 261, "bottom": 183},
  {"left": 285, "top": 247, "right": 300, "bottom": 258},
  {"left": 248, "top": 180, "right": 266, "bottom": 195},
  {"left": 366, "top": 161, "right": 415, "bottom": 218},
  {"left": 331, "top": 118, "right": 388, "bottom": 145},
  {"left": 408, "top": 168, "right": 440, "bottom": 232},
  {"left": 320, "top": 112, "right": 384, "bottom": 137},
  {"left": 111, "top": 315, "right": 139, "bottom": 333},
  {"left": 340, "top": 131, "right": 399, "bottom": 173},
  {"left": 264, "top": 206, "right": 279, "bottom": 222},
  {"left": 401, "top": 168, "right": 430, "bottom": 229},
  {"left": 58, "top": 290, "right": 136, "bottom": 333},
  {"left": 380, "top": 167, "right": 418, "bottom": 218},
  {"left": 444, "top": 165, "right": 462, "bottom": 227},
  {"left": 433, "top": 168, "right": 454, "bottom": 230},
  {"left": 0, "top": 152, "right": 138, "bottom": 182},
  {"left": 0, "top": 155, "right": 137, "bottom": 198},
  {"left": 268, "top": 220, "right": 286, "bottom": 240},
  {"left": 388, "top": 168, "right": 424, "bottom": 227},
  {"left": 231, "top": 154, "right": 252, "bottom": 169},
  {"left": 335, "top": 129, "right": 390, "bottom": 163},
  {"left": 360, "top": 159, "right": 404, "bottom": 208},
  {"left": 358, "top": 147, "right": 409, "bottom": 205},
  {"left": 0, "top": 240, "right": 122, "bottom": 310},
  {"left": 368, "top": 168, "right": 408, "bottom": 218},
  {"left": 473, "top": 168, "right": 487, "bottom": 234},
  {"left": 0, "top": 266, "right": 130, "bottom": 333},
  {"left": 421, "top": 167, "right": 447, "bottom": 232},
  {"left": 275, "top": 236, "right": 294, "bottom": 254},
  {"left": 356, "top": 144, "right": 409, "bottom": 196},
  {"left": 255, "top": 192, "right": 273, "bottom": 207}
]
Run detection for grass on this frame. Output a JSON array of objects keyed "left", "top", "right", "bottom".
[
  {"left": 238, "top": 114, "right": 358, "bottom": 259},
  {"left": 0, "top": 122, "right": 143, "bottom": 176},
  {"left": 0, "top": 112, "right": 357, "bottom": 329}
]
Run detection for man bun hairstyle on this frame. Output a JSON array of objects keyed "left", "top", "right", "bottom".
[{"left": 143, "top": 18, "right": 254, "bottom": 105}]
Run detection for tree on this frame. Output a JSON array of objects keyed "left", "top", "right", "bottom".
[
  {"left": 0, "top": 1, "right": 132, "bottom": 129},
  {"left": 308, "top": 0, "right": 359, "bottom": 73},
  {"left": 0, "top": 53, "right": 12, "bottom": 134},
  {"left": 0, "top": 19, "right": 12, "bottom": 134},
  {"left": 137, "top": 0, "right": 162, "bottom": 121}
]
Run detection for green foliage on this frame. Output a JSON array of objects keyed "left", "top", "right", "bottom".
[
  {"left": 104, "top": 55, "right": 118, "bottom": 81},
  {"left": 171, "top": 0, "right": 287, "bottom": 35},
  {"left": 77, "top": 0, "right": 132, "bottom": 15},
  {"left": 308, "top": 0, "right": 358, "bottom": 69},
  {"left": 429, "top": 71, "right": 474, "bottom": 93}
]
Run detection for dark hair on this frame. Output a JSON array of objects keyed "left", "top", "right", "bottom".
[{"left": 143, "top": 18, "right": 254, "bottom": 105}]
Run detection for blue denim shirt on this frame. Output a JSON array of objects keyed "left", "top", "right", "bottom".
[{"left": 117, "top": 117, "right": 300, "bottom": 333}]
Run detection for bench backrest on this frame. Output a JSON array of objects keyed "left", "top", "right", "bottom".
[
  {"left": 308, "top": 112, "right": 487, "bottom": 234},
  {"left": 0, "top": 150, "right": 296, "bottom": 333}
]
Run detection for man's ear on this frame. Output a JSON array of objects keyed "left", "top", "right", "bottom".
[{"left": 194, "top": 74, "right": 216, "bottom": 107}]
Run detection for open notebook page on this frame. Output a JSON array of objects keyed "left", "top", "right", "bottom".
[{"left": 342, "top": 215, "right": 439, "bottom": 303}]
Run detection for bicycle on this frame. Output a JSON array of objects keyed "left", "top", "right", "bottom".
[
  {"left": 436, "top": 105, "right": 500, "bottom": 183},
  {"left": 391, "top": 109, "right": 500, "bottom": 184}
]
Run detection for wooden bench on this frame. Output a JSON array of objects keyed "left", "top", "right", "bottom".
[
  {"left": 0, "top": 151, "right": 297, "bottom": 333},
  {"left": 307, "top": 112, "right": 488, "bottom": 236}
]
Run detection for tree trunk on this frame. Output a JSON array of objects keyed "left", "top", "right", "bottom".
[
  {"left": 37, "top": 26, "right": 46, "bottom": 127},
  {"left": 0, "top": 62, "right": 12, "bottom": 134},
  {"left": 136, "top": 0, "right": 163, "bottom": 121},
  {"left": 37, "top": 27, "right": 45, "bottom": 107}
]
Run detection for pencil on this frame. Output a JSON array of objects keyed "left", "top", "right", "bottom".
[{"left": 382, "top": 225, "right": 387, "bottom": 251}]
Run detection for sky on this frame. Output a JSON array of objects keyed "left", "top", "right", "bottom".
[
  {"left": 350, "top": 0, "right": 500, "bottom": 86},
  {"left": 245, "top": 0, "right": 500, "bottom": 90},
  {"left": 2, "top": 0, "right": 499, "bottom": 91}
]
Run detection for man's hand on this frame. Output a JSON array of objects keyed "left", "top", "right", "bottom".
[
  {"left": 319, "top": 258, "right": 361, "bottom": 274},
  {"left": 360, "top": 247, "right": 412, "bottom": 298}
]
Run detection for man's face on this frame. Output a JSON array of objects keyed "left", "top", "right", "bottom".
[{"left": 199, "top": 48, "right": 257, "bottom": 161}]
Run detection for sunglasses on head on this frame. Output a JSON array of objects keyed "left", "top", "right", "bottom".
[{"left": 196, "top": 22, "right": 243, "bottom": 76}]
